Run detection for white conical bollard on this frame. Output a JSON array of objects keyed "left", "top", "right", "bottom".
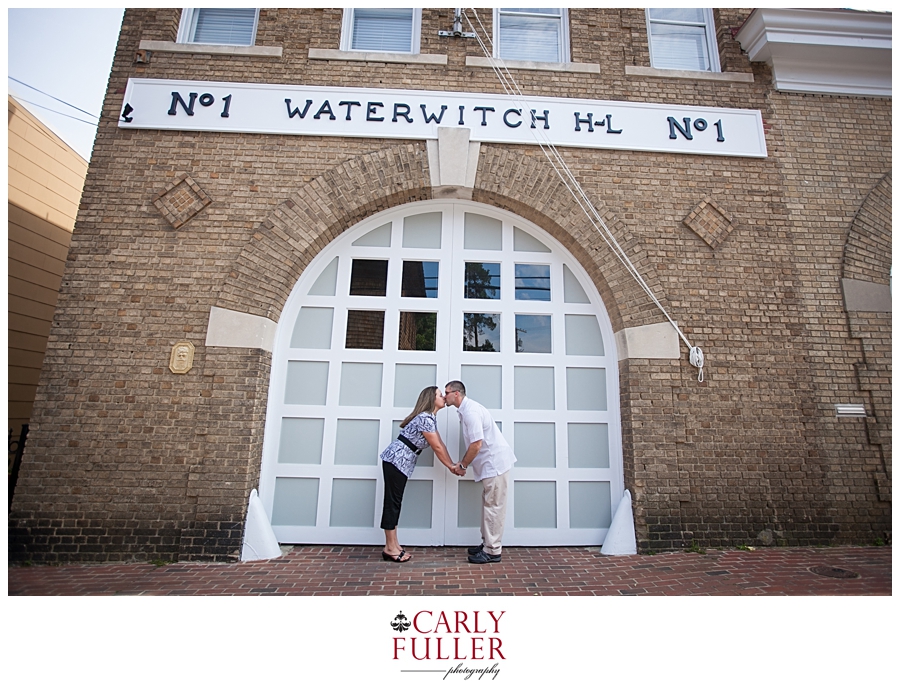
[
  {"left": 240, "top": 489, "right": 283, "bottom": 561},
  {"left": 600, "top": 489, "right": 637, "bottom": 555}
]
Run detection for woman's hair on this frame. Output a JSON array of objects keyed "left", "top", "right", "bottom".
[{"left": 400, "top": 386, "right": 439, "bottom": 428}]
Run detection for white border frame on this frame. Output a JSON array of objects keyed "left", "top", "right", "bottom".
[
  {"left": 646, "top": 8, "right": 721, "bottom": 73},
  {"left": 176, "top": 8, "right": 260, "bottom": 47},
  {"left": 340, "top": 8, "right": 422, "bottom": 55},
  {"left": 493, "top": 7, "right": 570, "bottom": 64}
]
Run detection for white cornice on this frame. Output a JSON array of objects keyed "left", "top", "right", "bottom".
[{"left": 735, "top": 8, "right": 892, "bottom": 97}]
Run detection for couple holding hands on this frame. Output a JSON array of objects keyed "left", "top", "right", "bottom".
[{"left": 380, "top": 381, "right": 516, "bottom": 565}]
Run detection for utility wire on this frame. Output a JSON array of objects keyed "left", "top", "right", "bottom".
[
  {"left": 8, "top": 75, "right": 100, "bottom": 119},
  {"left": 463, "top": 8, "right": 705, "bottom": 381},
  {"left": 10, "top": 95, "right": 98, "bottom": 126}
]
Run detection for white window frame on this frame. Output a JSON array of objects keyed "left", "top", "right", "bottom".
[
  {"left": 646, "top": 8, "right": 721, "bottom": 73},
  {"left": 340, "top": 8, "right": 422, "bottom": 55},
  {"left": 177, "top": 8, "right": 260, "bottom": 47},
  {"left": 493, "top": 8, "right": 570, "bottom": 64}
]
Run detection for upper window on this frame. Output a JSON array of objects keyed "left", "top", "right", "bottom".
[
  {"left": 646, "top": 8, "right": 720, "bottom": 72},
  {"left": 494, "top": 8, "right": 569, "bottom": 63},
  {"left": 177, "top": 8, "right": 259, "bottom": 46},
  {"left": 341, "top": 8, "right": 422, "bottom": 54}
]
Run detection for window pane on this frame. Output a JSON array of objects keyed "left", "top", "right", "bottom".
[
  {"left": 334, "top": 419, "right": 380, "bottom": 465},
  {"left": 563, "top": 264, "right": 590, "bottom": 303},
  {"left": 464, "top": 213, "right": 502, "bottom": 250},
  {"left": 564, "top": 314, "right": 604, "bottom": 356},
  {"left": 351, "top": 8, "right": 414, "bottom": 53},
  {"left": 499, "top": 14, "right": 561, "bottom": 62},
  {"left": 502, "top": 8, "right": 562, "bottom": 15},
  {"left": 463, "top": 313, "right": 501, "bottom": 352},
  {"left": 460, "top": 364, "right": 502, "bottom": 409},
  {"left": 566, "top": 367, "right": 606, "bottom": 411},
  {"left": 399, "top": 311, "right": 437, "bottom": 351},
  {"left": 465, "top": 262, "right": 501, "bottom": 299},
  {"left": 650, "top": 23, "right": 710, "bottom": 71},
  {"left": 352, "top": 222, "right": 392, "bottom": 247},
  {"left": 345, "top": 310, "right": 385, "bottom": 349},
  {"left": 648, "top": 8, "right": 706, "bottom": 22},
  {"left": 515, "top": 263, "right": 551, "bottom": 301},
  {"left": 403, "top": 212, "right": 442, "bottom": 248},
  {"left": 291, "top": 307, "right": 334, "bottom": 349},
  {"left": 515, "top": 314, "right": 552, "bottom": 353},
  {"left": 514, "top": 481, "right": 557, "bottom": 528},
  {"left": 513, "top": 227, "right": 550, "bottom": 252},
  {"left": 308, "top": 257, "right": 338, "bottom": 296},
  {"left": 393, "top": 363, "right": 437, "bottom": 407},
  {"left": 271, "top": 477, "right": 319, "bottom": 526},
  {"left": 279, "top": 418, "right": 325, "bottom": 464},
  {"left": 567, "top": 423, "right": 610, "bottom": 468},
  {"left": 285, "top": 361, "right": 329, "bottom": 405},
  {"left": 514, "top": 422, "right": 556, "bottom": 467},
  {"left": 329, "top": 479, "right": 376, "bottom": 527},
  {"left": 401, "top": 261, "right": 439, "bottom": 298},
  {"left": 514, "top": 366, "right": 555, "bottom": 409},
  {"left": 349, "top": 259, "right": 388, "bottom": 296},
  {"left": 339, "top": 362, "right": 383, "bottom": 406},
  {"left": 192, "top": 8, "right": 256, "bottom": 46},
  {"left": 569, "top": 481, "right": 612, "bottom": 528}
]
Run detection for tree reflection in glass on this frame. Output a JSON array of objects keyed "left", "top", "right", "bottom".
[
  {"left": 463, "top": 312, "right": 501, "bottom": 352},
  {"left": 465, "top": 262, "right": 501, "bottom": 299},
  {"left": 399, "top": 311, "right": 437, "bottom": 351},
  {"left": 401, "top": 261, "right": 439, "bottom": 298},
  {"left": 515, "top": 314, "right": 551, "bottom": 353}
]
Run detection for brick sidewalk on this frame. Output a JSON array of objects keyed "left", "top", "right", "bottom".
[{"left": 8, "top": 545, "right": 891, "bottom": 596}]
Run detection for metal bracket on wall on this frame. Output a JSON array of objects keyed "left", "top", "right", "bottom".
[{"left": 438, "top": 8, "right": 476, "bottom": 38}]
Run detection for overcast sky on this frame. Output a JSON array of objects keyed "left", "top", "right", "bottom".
[{"left": 8, "top": 8, "right": 125, "bottom": 161}]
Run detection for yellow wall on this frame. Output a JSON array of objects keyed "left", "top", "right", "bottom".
[{"left": 8, "top": 96, "right": 89, "bottom": 447}]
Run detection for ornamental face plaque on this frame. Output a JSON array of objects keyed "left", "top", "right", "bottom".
[{"left": 169, "top": 341, "right": 195, "bottom": 374}]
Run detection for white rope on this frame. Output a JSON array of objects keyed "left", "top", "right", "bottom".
[{"left": 463, "top": 9, "right": 705, "bottom": 383}]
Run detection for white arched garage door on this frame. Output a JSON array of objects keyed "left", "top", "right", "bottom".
[{"left": 259, "top": 200, "right": 623, "bottom": 546}]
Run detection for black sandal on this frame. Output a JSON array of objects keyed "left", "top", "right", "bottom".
[{"left": 381, "top": 550, "right": 411, "bottom": 563}]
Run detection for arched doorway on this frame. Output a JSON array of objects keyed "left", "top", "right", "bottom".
[{"left": 258, "top": 200, "right": 622, "bottom": 546}]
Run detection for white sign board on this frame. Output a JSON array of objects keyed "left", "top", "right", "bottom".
[{"left": 119, "top": 79, "right": 768, "bottom": 158}]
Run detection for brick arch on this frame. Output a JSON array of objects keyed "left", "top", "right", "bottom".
[
  {"left": 842, "top": 171, "right": 891, "bottom": 284},
  {"left": 840, "top": 170, "right": 892, "bottom": 507},
  {"left": 216, "top": 142, "right": 657, "bottom": 334},
  {"left": 471, "top": 146, "right": 667, "bottom": 333}
]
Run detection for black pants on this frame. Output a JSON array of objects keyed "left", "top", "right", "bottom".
[{"left": 381, "top": 460, "right": 408, "bottom": 530}]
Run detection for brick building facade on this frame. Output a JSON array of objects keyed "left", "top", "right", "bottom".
[{"left": 9, "top": 8, "right": 891, "bottom": 563}]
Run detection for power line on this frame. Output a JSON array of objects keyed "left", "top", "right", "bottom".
[
  {"left": 10, "top": 95, "right": 98, "bottom": 126},
  {"left": 8, "top": 75, "right": 100, "bottom": 119}
]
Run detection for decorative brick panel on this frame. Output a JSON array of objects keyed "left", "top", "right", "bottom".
[
  {"left": 153, "top": 174, "right": 212, "bottom": 229},
  {"left": 682, "top": 196, "right": 736, "bottom": 250}
]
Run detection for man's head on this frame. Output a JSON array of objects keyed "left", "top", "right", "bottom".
[{"left": 443, "top": 380, "right": 466, "bottom": 408}]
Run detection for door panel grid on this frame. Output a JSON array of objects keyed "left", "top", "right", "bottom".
[{"left": 259, "top": 200, "right": 622, "bottom": 546}]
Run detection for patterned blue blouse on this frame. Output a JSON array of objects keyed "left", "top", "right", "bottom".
[{"left": 379, "top": 412, "right": 438, "bottom": 478}]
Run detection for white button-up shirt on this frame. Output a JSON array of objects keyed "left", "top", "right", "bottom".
[{"left": 457, "top": 396, "right": 516, "bottom": 482}]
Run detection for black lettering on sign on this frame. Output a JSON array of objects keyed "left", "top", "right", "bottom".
[
  {"left": 285, "top": 99, "right": 313, "bottom": 119},
  {"left": 169, "top": 92, "right": 198, "bottom": 116},
  {"left": 420, "top": 104, "right": 447, "bottom": 124}
]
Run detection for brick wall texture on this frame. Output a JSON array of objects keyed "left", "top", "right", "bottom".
[{"left": 9, "top": 8, "right": 891, "bottom": 562}]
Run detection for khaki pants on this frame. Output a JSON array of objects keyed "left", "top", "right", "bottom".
[{"left": 480, "top": 470, "right": 511, "bottom": 556}]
